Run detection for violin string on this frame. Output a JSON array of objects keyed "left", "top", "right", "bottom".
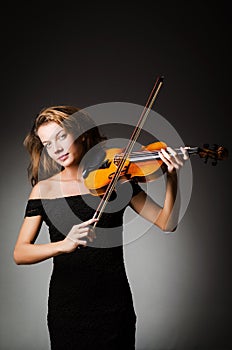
[{"left": 115, "top": 147, "right": 197, "bottom": 160}]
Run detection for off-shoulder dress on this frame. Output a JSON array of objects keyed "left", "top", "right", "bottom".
[{"left": 24, "top": 180, "right": 143, "bottom": 349}]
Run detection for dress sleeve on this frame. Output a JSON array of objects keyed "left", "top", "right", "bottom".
[{"left": 24, "top": 199, "right": 44, "bottom": 218}]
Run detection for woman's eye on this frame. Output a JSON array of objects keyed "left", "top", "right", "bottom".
[
  {"left": 45, "top": 143, "right": 52, "bottom": 149},
  {"left": 59, "top": 133, "right": 67, "bottom": 140}
]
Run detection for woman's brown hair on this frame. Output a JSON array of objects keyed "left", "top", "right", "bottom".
[{"left": 24, "top": 105, "right": 107, "bottom": 186}]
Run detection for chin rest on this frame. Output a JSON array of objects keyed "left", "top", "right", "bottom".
[{"left": 82, "top": 146, "right": 107, "bottom": 179}]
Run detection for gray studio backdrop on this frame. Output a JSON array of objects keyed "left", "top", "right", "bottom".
[{"left": 1, "top": 2, "right": 231, "bottom": 350}]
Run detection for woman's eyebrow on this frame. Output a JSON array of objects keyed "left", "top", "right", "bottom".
[{"left": 42, "top": 130, "right": 64, "bottom": 144}]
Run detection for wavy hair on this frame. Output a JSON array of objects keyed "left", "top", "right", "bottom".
[{"left": 24, "top": 105, "right": 107, "bottom": 186}]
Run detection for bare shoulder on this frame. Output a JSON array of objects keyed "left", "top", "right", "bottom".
[{"left": 28, "top": 179, "right": 53, "bottom": 199}]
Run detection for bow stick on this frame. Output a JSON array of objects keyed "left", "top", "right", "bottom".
[{"left": 92, "top": 75, "right": 164, "bottom": 228}]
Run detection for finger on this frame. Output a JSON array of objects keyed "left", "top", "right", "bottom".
[
  {"left": 88, "top": 227, "right": 97, "bottom": 240},
  {"left": 167, "top": 147, "right": 184, "bottom": 166},
  {"left": 159, "top": 149, "right": 181, "bottom": 171},
  {"left": 77, "top": 231, "right": 89, "bottom": 238},
  {"left": 161, "top": 148, "right": 181, "bottom": 168},
  {"left": 180, "top": 146, "right": 189, "bottom": 160},
  {"left": 87, "top": 234, "right": 94, "bottom": 243},
  {"left": 173, "top": 157, "right": 183, "bottom": 167},
  {"left": 66, "top": 236, "right": 78, "bottom": 244},
  {"left": 159, "top": 150, "right": 172, "bottom": 167},
  {"left": 166, "top": 146, "right": 177, "bottom": 156},
  {"left": 77, "top": 227, "right": 90, "bottom": 234},
  {"left": 77, "top": 239, "right": 87, "bottom": 246},
  {"left": 67, "top": 232, "right": 88, "bottom": 243},
  {"left": 78, "top": 218, "right": 99, "bottom": 228},
  {"left": 70, "top": 228, "right": 88, "bottom": 238},
  {"left": 158, "top": 151, "right": 176, "bottom": 172},
  {"left": 160, "top": 148, "right": 172, "bottom": 160},
  {"left": 76, "top": 229, "right": 96, "bottom": 243}
]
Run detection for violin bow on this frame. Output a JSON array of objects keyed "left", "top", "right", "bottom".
[{"left": 92, "top": 75, "right": 164, "bottom": 226}]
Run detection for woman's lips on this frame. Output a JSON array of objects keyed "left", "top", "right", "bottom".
[{"left": 58, "top": 153, "right": 69, "bottom": 161}]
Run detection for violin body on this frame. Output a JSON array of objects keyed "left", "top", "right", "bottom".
[
  {"left": 84, "top": 142, "right": 166, "bottom": 195},
  {"left": 83, "top": 141, "right": 228, "bottom": 196}
]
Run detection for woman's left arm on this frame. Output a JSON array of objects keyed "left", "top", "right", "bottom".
[{"left": 129, "top": 146, "right": 189, "bottom": 232}]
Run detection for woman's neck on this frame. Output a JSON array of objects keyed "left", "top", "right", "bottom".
[{"left": 60, "top": 165, "right": 83, "bottom": 182}]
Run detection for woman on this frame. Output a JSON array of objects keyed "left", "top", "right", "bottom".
[{"left": 13, "top": 105, "right": 188, "bottom": 349}]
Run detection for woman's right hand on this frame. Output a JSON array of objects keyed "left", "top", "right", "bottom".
[{"left": 61, "top": 217, "right": 99, "bottom": 253}]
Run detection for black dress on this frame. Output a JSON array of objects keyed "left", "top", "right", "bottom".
[{"left": 24, "top": 180, "right": 143, "bottom": 350}]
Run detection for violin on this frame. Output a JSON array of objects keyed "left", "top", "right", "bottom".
[
  {"left": 82, "top": 76, "right": 228, "bottom": 224},
  {"left": 83, "top": 141, "right": 228, "bottom": 196}
]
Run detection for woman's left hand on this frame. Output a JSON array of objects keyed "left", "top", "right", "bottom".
[{"left": 158, "top": 146, "right": 189, "bottom": 174}]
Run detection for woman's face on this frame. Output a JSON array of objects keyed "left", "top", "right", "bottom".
[{"left": 37, "top": 121, "right": 83, "bottom": 167}]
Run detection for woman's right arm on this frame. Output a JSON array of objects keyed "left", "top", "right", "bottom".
[
  {"left": 13, "top": 183, "right": 98, "bottom": 265},
  {"left": 13, "top": 215, "right": 64, "bottom": 265},
  {"left": 13, "top": 215, "right": 98, "bottom": 265}
]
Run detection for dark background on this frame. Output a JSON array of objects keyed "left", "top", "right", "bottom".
[{"left": 1, "top": 2, "right": 231, "bottom": 349}]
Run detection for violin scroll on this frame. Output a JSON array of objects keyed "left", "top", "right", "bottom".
[{"left": 197, "top": 144, "right": 229, "bottom": 165}]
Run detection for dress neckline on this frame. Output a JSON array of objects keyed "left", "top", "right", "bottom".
[{"left": 28, "top": 193, "right": 93, "bottom": 201}]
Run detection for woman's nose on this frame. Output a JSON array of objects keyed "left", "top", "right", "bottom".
[{"left": 54, "top": 141, "right": 63, "bottom": 154}]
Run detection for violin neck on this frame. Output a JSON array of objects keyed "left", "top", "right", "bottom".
[{"left": 116, "top": 146, "right": 199, "bottom": 163}]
